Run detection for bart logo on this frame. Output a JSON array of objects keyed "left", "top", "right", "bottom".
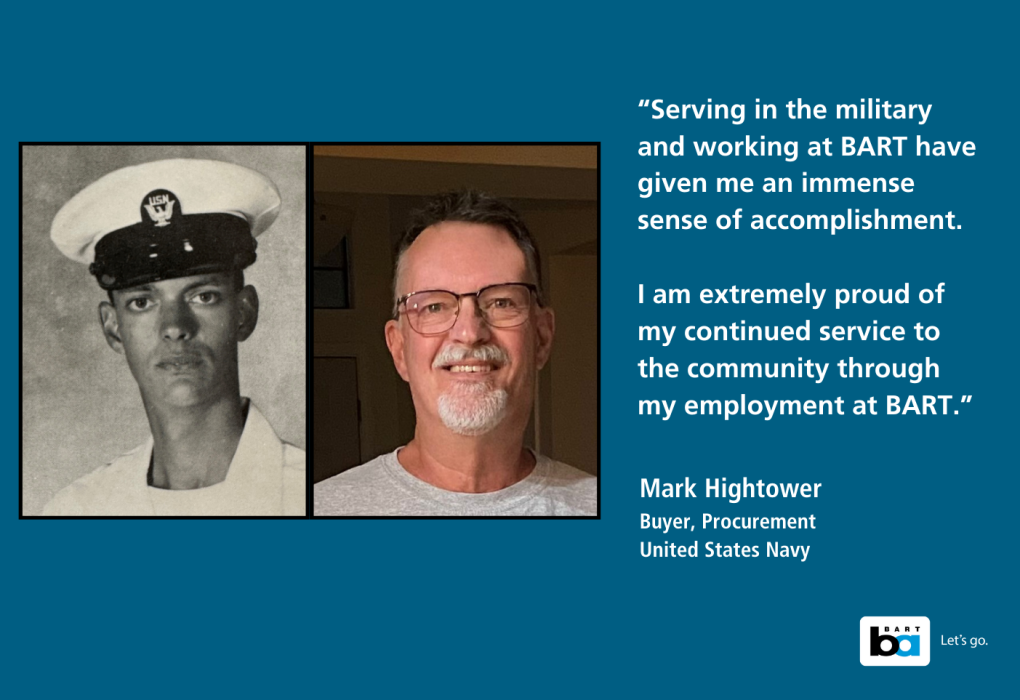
[{"left": 860, "top": 616, "right": 930, "bottom": 666}]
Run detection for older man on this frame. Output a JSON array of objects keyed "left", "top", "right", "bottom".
[
  {"left": 42, "top": 158, "right": 306, "bottom": 516},
  {"left": 315, "top": 190, "right": 596, "bottom": 516}
]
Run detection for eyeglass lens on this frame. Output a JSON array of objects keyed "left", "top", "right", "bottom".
[{"left": 405, "top": 284, "right": 532, "bottom": 333}]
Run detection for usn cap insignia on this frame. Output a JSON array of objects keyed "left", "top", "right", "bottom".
[{"left": 143, "top": 190, "right": 177, "bottom": 228}]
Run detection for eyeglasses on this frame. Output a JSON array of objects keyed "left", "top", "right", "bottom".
[{"left": 396, "top": 283, "right": 539, "bottom": 335}]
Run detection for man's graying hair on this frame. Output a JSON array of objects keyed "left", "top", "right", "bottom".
[{"left": 392, "top": 190, "right": 544, "bottom": 316}]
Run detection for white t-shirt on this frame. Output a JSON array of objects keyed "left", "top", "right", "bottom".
[{"left": 315, "top": 448, "right": 597, "bottom": 516}]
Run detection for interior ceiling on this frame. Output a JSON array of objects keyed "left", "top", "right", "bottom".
[
  {"left": 313, "top": 144, "right": 598, "bottom": 170},
  {"left": 314, "top": 156, "right": 598, "bottom": 201}
]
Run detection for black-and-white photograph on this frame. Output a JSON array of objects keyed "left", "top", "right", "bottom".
[{"left": 21, "top": 145, "right": 307, "bottom": 516}]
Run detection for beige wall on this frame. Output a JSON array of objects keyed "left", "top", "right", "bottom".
[{"left": 548, "top": 254, "right": 599, "bottom": 474}]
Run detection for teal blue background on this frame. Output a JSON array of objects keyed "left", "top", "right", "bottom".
[{"left": 10, "top": 2, "right": 1016, "bottom": 697}]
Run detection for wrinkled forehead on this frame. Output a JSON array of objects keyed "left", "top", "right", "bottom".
[{"left": 398, "top": 221, "right": 530, "bottom": 295}]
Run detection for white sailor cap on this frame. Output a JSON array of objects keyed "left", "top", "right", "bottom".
[{"left": 50, "top": 158, "right": 281, "bottom": 290}]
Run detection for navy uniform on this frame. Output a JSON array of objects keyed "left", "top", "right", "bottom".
[{"left": 43, "top": 159, "right": 305, "bottom": 516}]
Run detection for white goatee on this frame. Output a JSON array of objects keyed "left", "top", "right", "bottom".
[{"left": 434, "top": 344, "right": 511, "bottom": 436}]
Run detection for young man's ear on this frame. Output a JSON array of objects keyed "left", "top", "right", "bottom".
[
  {"left": 237, "top": 285, "right": 259, "bottom": 341},
  {"left": 98, "top": 301, "right": 124, "bottom": 354},
  {"left": 385, "top": 319, "right": 410, "bottom": 382}
]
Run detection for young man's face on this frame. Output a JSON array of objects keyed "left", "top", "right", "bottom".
[
  {"left": 385, "top": 222, "right": 554, "bottom": 437},
  {"left": 100, "top": 272, "right": 258, "bottom": 409}
]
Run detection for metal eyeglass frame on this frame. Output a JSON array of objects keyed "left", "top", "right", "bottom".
[{"left": 395, "top": 282, "right": 540, "bottom": 335}]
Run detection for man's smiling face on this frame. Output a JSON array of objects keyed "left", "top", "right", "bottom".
[
  {"left": 100, "top": 272, "right": 257, "bottom": 409},
  {"left": 385, "top": 221, "right": 554, "bottom": 437}
]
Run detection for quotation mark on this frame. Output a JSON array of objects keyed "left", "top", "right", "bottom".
[
  {"left": 639, "top": 99, "right": 651, "bottom": 107},
  {"left": 955, "top": 395, "right": 973, "bottom": 414}
]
